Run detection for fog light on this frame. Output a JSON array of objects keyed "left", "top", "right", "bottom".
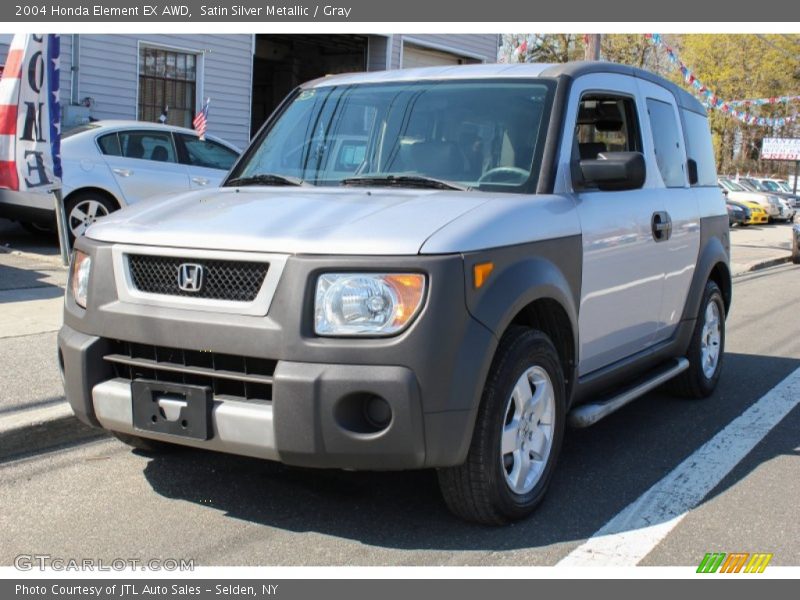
[
  {"left": 335, "top": 393, "right": 393, "bottom": 434},
  {"left": 364, "top": 395, "right": 392, "bottom": 429}
]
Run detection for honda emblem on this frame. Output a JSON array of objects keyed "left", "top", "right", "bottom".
[{"left": 178, "top": 263, "right": 204, "bottom": 292}]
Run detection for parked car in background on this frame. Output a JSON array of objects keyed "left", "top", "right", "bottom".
[
  {"left": 779, "top": 178, "right": 798, "bottom": 194},
  {"left": 720, "top": 189, "right": 768, "bottom": 225},
  {"left": 737, "top": 176, "right": 800, "bottom": 210},
  {"left": 718, "top": 177, "right": 780, "bottom": 221},
  {"left": 726, "top": 200, "right": 750, "bottom": 227},
  {"left": 739, "top": 199, "right": 769, "bottom": 224},
  {"left": 776, "top": 198, "right": 796, "bottom": 222},
  {"left": 0, "top": 121, "right": 240, "bottom": 241}
]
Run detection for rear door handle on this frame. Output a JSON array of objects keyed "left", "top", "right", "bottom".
[
  {"left": 651, "top": 211, "right": 672, "bottom": 242},
  {"left": 191, "top": 176, "right": 210, "bottom": 186},
  {"left": 112, "top": 168, "right": 132, "bottom": 177}
]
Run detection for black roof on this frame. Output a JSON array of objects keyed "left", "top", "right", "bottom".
[{"left": 541, "top": 61, "right": 707, "bottom": 115}]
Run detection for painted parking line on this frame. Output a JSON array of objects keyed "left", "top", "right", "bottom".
[
  {"left": 558, "top": 366, "right": 800, "bottom": 567},
  {"left": 0, "top": 401, "right": 72, "bottom": 435}
]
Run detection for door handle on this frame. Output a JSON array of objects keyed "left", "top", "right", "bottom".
[
  {"left": 651, "top": 211, "right": 672, "bottom": 242},
  {"left": 192, "top": 176, "right": 210, "bottom": 186},
  {"left": 112, "top": 168, "right": 132, "bottom": 177}
]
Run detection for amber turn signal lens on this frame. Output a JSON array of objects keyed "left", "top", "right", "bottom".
[
  {"left": 473, "top": 262, "right": 494, "bottom": 289},
  {"left": 384, "top": 274, "right": 426, "bottom": 328}
]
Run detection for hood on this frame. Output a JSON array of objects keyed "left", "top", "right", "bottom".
[
  {"left": 723, "top": 190, "right": 769, "bottom": 204},
  {"left": 86, "top": 186, "right": 488, "bottom": 255}
]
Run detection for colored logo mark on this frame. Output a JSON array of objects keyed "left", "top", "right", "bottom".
[{"left": 697, "top": 552, "right": 773, "bottom": 573}]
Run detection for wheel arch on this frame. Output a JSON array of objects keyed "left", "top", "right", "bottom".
[
  {"left": 63, "top": 186, "right": 122, "bottom": 211},
  {"left": 682, "top": 234, "right": 732, "bottom": 322},
  {"left": 464, "top": 252, "right": 581, "bottom": 403},
  {"left": 505, "top": 297, "right": 577, "bottom": 401}
]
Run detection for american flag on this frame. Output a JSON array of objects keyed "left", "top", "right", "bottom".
[
  {"left": 0, "top": 34, "right": 62, "bottom": 191},
  {"left": 192, "top": 98, "right": 209, "bottom": 140}
]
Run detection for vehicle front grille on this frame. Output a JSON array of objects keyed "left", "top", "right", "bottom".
[
  {"left": 104, "top": 340, "right": 275, "bottom": 402},
  {"left": 128, "top": 254, "right": 269, "bottom": 302}
]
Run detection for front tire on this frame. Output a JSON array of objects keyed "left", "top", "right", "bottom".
[
  {"left": 670, "top": 280, "right": 725, "bottom": 398},
  {"left": 437, "top": 327, "right": 566, "bottom": 525}
]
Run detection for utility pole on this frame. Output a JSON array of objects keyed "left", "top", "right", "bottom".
[{"left": 585, "top": 34, "right": 601, "bottom": 61}]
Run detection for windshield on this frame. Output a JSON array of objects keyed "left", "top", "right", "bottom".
[
  {"left": 739, "top": 179, "right": 762, "bottom": 191},
  {"left": 760, "top": 180, "right": 780, "bottom": 191},
  {"left": 230, "top": 80, "right": 554, "bottom": 193},
  {"left": 720, "top": 178, "right": 746, "bottom": 192}
]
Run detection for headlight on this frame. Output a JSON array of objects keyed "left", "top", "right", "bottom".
[
  {"left": 314, "top": 273, "right": 426, "bottom": 336},
  {"left": 70, "top": 250, "right": 92, "bottom": 308}
]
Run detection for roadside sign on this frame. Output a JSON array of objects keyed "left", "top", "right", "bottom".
[{"left": 761, "top": 137, "right": 800, "bottom": 161}]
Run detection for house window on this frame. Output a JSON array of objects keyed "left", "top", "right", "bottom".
[{"left": 138, "top": 46, "right": 197, "bottom": 129}]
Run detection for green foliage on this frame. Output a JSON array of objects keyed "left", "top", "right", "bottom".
[{"left": 675, "top": 35, "right": 799, "bottom": 176}]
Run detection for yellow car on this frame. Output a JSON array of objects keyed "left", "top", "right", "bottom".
[{"left": 741, "top": 200, "right": 769, "bottom": 224}]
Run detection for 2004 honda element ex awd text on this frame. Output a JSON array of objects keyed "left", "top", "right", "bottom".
[{"left": 59, "top": 62, "right": 731, "bottom": 525}]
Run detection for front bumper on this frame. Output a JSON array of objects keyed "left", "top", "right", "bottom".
[
  {"left": 58, "top": 238, "right": 496, "bottom": 470},
  {"left": 60, "top": 325, "right": 428, "bottom": 468}
]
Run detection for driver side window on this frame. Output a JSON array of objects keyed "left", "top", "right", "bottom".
[{"left": 573, "top": 94, "right": 642, "bottom": 161}]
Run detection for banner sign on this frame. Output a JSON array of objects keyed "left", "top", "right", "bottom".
[
  {"left": 761, "top": 137, "right": 800, "bottom": 161},
  {"left": 0, "top": 33, "right": 62, "bottom": 193}
]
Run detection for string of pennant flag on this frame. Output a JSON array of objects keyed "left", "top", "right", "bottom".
[
  {"left": 646, "top": 33, "right": 799, "bottom": 128},
  {"left": 505, "top": 34, "right": 798, "bottom": 128},
  {"left": 729, "top": 95, "right": 800, "bottom": 107}
]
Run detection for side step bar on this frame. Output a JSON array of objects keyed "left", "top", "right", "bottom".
[{"left": 568, "top": 357, "right": 690, "bottom": 428}]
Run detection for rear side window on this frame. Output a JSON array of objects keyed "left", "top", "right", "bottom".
[
  {"left": 97, "top": 133, "right": 122, "bottom": 156},
  {"left": 118, "top": 131, "right": 177, "bottom": 163},
  {"left": 646, "top": 98, "right": 686, "bottom": 188},
  {"left": 682, "top": 110, "right": 717, "bottom": 186}
]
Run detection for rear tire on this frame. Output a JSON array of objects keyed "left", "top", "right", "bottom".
[
  {"left": 111, "top": 431, "right": 174, "bottom": 454},
  {"left": 20, "top": 221, "right": 54, "bottom": 235},
  {"left": 670, "top": 280, "right": 725, "bottom": 398},
  {"left": 437, "top": 327, "right": 566, "bottom": 525}
]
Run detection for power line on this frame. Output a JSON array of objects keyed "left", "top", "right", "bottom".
[{"left": 756, "top": 34, "right": 798, "bottom": 60}]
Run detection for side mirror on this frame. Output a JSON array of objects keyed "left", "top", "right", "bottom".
[
  {"left": 687, "top": 159, "right": 699, "bottom": 185},
  {"left": 577, "top": 151, "right": 646, "bottom": 191}
]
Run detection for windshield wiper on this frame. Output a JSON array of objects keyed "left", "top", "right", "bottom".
[
  {"left": 340, "top": 174, "right": 468, "bottom": 191},
  {"left": 226, "top": 173, "right": 305, "bottom": 187}
]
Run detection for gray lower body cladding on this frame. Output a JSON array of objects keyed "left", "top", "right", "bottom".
[{"left": 60, "top": 237, "right": 499, "bottom": 469}]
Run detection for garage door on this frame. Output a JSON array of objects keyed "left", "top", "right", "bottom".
[{"left": 402, "top": 44, "right": 464, "bottom": 68}]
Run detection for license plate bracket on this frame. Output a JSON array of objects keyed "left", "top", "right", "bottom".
[{"left": 131, "top": 379, "right": 212, "bottom": 440}]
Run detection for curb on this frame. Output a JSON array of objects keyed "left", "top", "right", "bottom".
[
  {"left": 732, "top": 254, "right": 792, "bottom": 278},
  {"left": 0, "top": 402, "right": 104, "bottom": 460}
]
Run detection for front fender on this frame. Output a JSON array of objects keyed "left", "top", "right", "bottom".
[{"left": 463, "top": 235, "right": 582, "bottom": 355}]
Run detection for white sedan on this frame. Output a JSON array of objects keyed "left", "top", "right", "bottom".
[{"left": 0, "top": 120, "right": 240, "bottom": 240}]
